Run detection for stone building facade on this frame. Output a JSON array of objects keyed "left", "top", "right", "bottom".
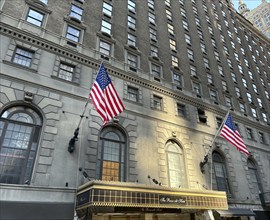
[
  {"left": 238, "top": 0, "right": 270, "bottom": 39},
  {"left": 0, "top": 0, "right": 269, "bottom": 219}
]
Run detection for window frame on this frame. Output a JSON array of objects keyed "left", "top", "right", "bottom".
[
  {"left": 58, "top": 62, "right": 75, "bottom": 81},
  {"left": 0, "top": 106, "right": 42, "bottom": 185},
  {"left": 70, "top": 4, "right": 83, "bottom": 21},
  {"left": 96, "top": 127, "right": 127, "bottom": 182},
  {"left": 66, "top": 25, "right": 81, "bottom": 43},
  {"left": 12, "top": 47, "right": 34, "bottom": 67},
  {"left": 26, "top": 8, "right": 45, "bottom": 27}
]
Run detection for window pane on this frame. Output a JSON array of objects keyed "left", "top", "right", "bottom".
[
  {"left": 98, "top": 128, "right": 126, "bottom": 182},
  {"left": 66, "top": 26, "right": 80, "bottom": 42},
  {"left": 101, "top": 20, "right": 111, "bottom": 35},
  {"left": 70, "top": 5, "right": 83, "bottom": 20},
  {"left": 27, "top": 9, "right": 44, "bottom": 26},
  {"left": 58, "top": 63, "right": 74, "bottom": 81},
  {"left": 167, "top": 142, "right": 186, "bottom": 188},
  {"left": 0, "top": 107, "right": 41, "bottom": 184},
  {"left": 13, "top": 48, "right": 33, "bottom": 67}
]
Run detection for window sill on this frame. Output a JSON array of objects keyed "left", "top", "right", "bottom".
[{"left": 3, "top": 60, "right": 37, "bottom": 73}]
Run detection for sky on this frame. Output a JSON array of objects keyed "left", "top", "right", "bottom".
[{"left": 232, "top": 0, "right": 270, "bottom": 11}]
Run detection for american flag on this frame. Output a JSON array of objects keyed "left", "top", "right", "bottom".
[
  {"left": 220, "top": 113, "right": 250, "bottom": 155},
  {"left": 90, "top": 63, "right": 125, "bottom": 125}
]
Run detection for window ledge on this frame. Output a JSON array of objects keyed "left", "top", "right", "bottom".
[
  {"left": 97, "top": 32, "right": 116, "bottom": 43},
  {"left": 25, "top": 0, "right": 52, "bottom": 14},
  {"left": 64, "top": 17, "right": 86, "bottom": 29},
  {"left": 3, "top": 60, "right": 37, "bottom": 73}
]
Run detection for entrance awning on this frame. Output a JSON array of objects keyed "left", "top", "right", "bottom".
[
  {"left": 76, "top": 180, "right": 228, "bottom": 217},
  {"left": 215, "top": 208, "right": 256, "bottom": 217}
]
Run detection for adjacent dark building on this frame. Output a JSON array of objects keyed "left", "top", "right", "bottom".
[{"left": 0, "top": 0, "right": 269, "bottom": 219}]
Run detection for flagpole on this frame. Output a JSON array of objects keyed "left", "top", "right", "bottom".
[
  {"left": 209, "top": 110, "right": 230, "bottom": 190},
  {"left": 68, "top": 64, "right": 102, "bottom": 153},
  {"left": 199, "top": 111, "right": 230, "bottom": 189}
]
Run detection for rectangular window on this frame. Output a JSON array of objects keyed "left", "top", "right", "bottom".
[
  {"left": 235, "top": 87, "right": 241, "bottom": 97},
  {"left": 153, "top": 95, "right": 162, "bottom": 110},
  {"left": 26, "top": 8, "right": 44, "bottom": 27},
  {"left": 242, "top": 78, "right": 247, "bottom": 88},
  {"left": 167, "top": 23, "right": 174, "bottom": 35},
  {"left": 128, "top": 0, "right": 136, "bottom": 12},
  {"left": 103, "top": 2, "right": 112, "bottom": 17},
  {"left": 148, "top": 0, "right": 154, "bottom": 9},
  {"left": 70, "top": 4, "right": 83, "bottom": 21},
  {"left": 225, "top": 96, "right": 232, "bottom": 108},
  {"left": 258, "top": 132, "right": 265, "bottom": 143},
  {"left": 128, "top": 16, "right": 136, "bottom": 29},
  {"left": 246, "top": 128, "right": 254, "bottom": 139},
  {"left": 171, "top": 55, "right": 178, "bottom": 67},
  {"left": 150, "top": 45, "right": 158, "bottom": 57},
  {"left": 262, "top": 113, "right": 268, "bottom": 123},
  {"left": 151, "top": 64, "right": 161, "bottom": 81},
  {"left": 127, "top": 53, "right": 137, "bottom": 69},
  {"left": 231, "top": 72, "right": 237, "bottom": 82},
  {"left": 58, "top": 63, "right": 74, "bottom": 81},
  {"left": 127, "top": 86, "right": 138, "bottom": 102},
  {"left": 200, "top": 43, "right": 206, "bottom": 53},
  {"left": 101, "top": 20, "right": 112, "bottom": 35},
  {"left": 165, "top": 0, "right": 171, "bottom": 7},
  {"left": 210, "top": 89, "right": 218, "bottom": 102},
  {"left": 148, "top": 12, "right": 156, "bottom": 24},
  {"left": 216, "top": 117, "right": 223, "bottom": 128},
  {"left": 222, "top": 81, "right": 228, "bottom": 91},
  {"left": 66, "top": 25, "right": 80, "bottom": 42},
  {"left": 247, "top": 92, "right": 253, "bottom": 103},
  {"left": 187, "top": 49, "right": 194, "bottom": 60},
  {"left": 218, "top": 65, "right": 224, "bottom": 76},
  {"left": 251, "top": 108, "right": 257, "bottom": 118},
  {"left": 182, "top": 20, "right": 189, "bottom": 30},
  {"left": 169, "top": 39, "right": 176, "bottom": 51},
  {"left": 203, "top": 58, "right": 209, "bottom": 68},
  {"left": 207, "top": 74, "right": 213, "bottom": 84},
  {"left": 239, "top": 102, "right": 246, "bottom": 113},
  {"left": 177, "top": 103, "right": 186, "bottom": 117},
  {"left": 13, "top": 47, "right": 33, "bottom": 67},
  {"left": 190, "top": 65, "right": 196, "bottom": 76},
  {"left": 193, "top": 82, "right": 201, "bottom": 96},
  {"left": 149, "top": 28, "right": 157, "bottom": 41},
  {"left": 127, "top": 33, "right": 136, "bottom": 46},
  {"left": 99, "top": 40, "right": 111, "bottom": 56},
  {"left": 185, "top": 34, "right": 191, "bottom": 45},
  {"left": 166, "top": 9, "right": 172, "bottom": 20},
  {"left": 173, "top": 72, "right": 182, "bottom": 87}
]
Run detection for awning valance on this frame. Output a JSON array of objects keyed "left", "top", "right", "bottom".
[{"left": 76, "top": 180, "right": 228, "bottom": 212}]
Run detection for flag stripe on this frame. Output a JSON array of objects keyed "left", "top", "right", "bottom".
[
  {"left": 90, "top": 64, "right": 125, "bottom": 125},
  {"left": 220, "top": 114, "right": 250, "bottom": 156}
]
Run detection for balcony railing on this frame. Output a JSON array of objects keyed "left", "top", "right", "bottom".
[{"left": 259, "top": 191, "right": 270, "bottom": 206}]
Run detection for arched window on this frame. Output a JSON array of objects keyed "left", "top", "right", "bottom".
[
  {"left": 247, "top": 159, "right": 262, "bottom": 193},
  {"left": 0, "top": 106, "right": 42, "bottom": 184},
  {"left": 166, "top": 140, "right": 187, "bottom": 188},
  {"left": 212, "top": 151, "right": 231, "bottom": 195},
  {"left": 96, "top": 126, "right": 126, "bottom": 182}
]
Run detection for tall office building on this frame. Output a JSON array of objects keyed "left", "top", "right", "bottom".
[
  {"left": 238, "top": 0, "right": 270, "bottom": 38},
  {"left": 0, "top": 0, "right": 270, "bottom": 219}
]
